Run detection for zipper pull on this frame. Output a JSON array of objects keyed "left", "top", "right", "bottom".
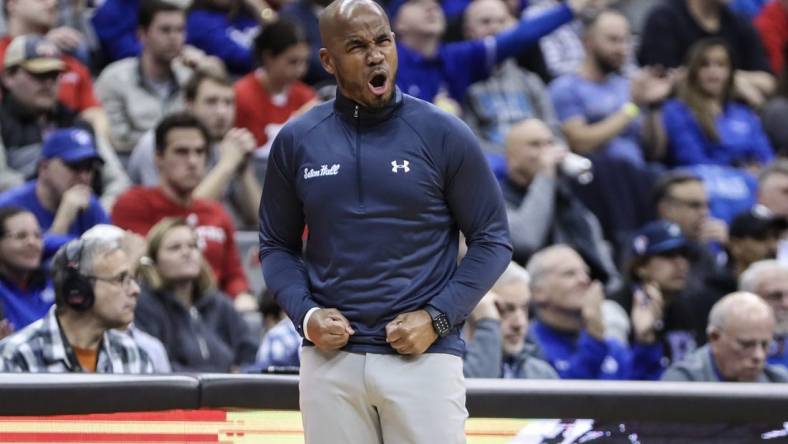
[{"left": 354, "top": 105, "right": 359, "bottom": 119}]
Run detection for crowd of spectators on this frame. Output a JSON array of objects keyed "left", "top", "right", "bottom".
[{"left": 0, "top": 0, "right": 786, "bottom": 386}]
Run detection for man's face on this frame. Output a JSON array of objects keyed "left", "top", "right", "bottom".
[
  {"left": 156, "top": 127, "right": 208, "bottom": 195},
  {"left": 756, "top": 268, "right": 788, "bottom": 336},
  {"left": 730, "top": 234, "right": 779, "bottom": 270},
  {"left": 139, "top": 11, "right": 185, "bottom": 64},
  {"left": 189, "top": 80, "right": 235, "bottom": 141},
  {"left": 7, "top": 0, "right": 57, "bottom": 30},
  {"left": 395, "top": 0, "right": 446, "bottom": 38},
  {"left": 2, "top": 67, "right": 60, "bottom": 112},
  {"left": 658, "top": 181, "right": 709, "bottom": 241},
  {"left": 505, "top": 120, "right": 555, "bottom": 185},
  {"left": 533, "top": 249, "right": 591, "bottom": 332},
  {"left": 586, "top": 13, "right": 631, "bottom": 74},
  {"left": 0, "top": 212, "right": 42, "bottom": 273},
  {"left": 710, "top": 311, "right": 774, "bottom": 382},
  {"left": 90, "top": 249, "right": 140, "bottom": 329},
  {"left": 759, "top": 173, "right": 788, "bottom": 218},
  {"left": 320, "top": 4, "right": 398, "bottom": 108},
  {"left": 495, "top": 281, "right": 530, "bottom": 356},
  {"left": 39, "top": 158, "right": 96, "bottom": 198},
  {"left": 637, "top": 252, "right": 690, "bottom": 294},
  {"left": 463, "top": 0, "right": 512, "bottom": 40}
]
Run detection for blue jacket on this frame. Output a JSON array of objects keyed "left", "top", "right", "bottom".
[
  {"left": 91, "top": 0, "right": 141, "bottom": 63},
  {"left": 529, "top": 319, "right": 631, "bottom": 379},
  {"left": 186, "top": 10, "right": 259, "bottom": 75},
  {"left": 259, "top": 88, "right": 512, "bottom": 357},
  {"left": 0, "top": 275, "right": 54, "bottom": 330},
  {"left": 0, "top": 181, "right": 109, "bottom": 255},
  {"left": 396, "top": 3, "right": 574, "bottom": 103},
  {"left": 662, "top": 99, "right": 775, "bottom": 167}
]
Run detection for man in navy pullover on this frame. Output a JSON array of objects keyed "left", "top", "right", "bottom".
[{"left": 258, "top": 0, "right": 511, "bottom": 441}]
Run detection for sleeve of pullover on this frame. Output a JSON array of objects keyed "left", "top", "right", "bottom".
[
  {"left": 258, "top": 127, "right": 319, "bottom": 338},
  {"left": 427, "top": 118, "right": 513, "bottom": 326}
]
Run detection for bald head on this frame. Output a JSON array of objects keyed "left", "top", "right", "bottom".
[
  {"left": 505, "top": 118, "right": 556, "bottom": 186},
  {"left": 463, "top": 0, "right": 512, "bottom": 40},
  {"left": 708, "top": 292, "right": 774, "bottom": 332},
  {"left": 320, "top": 0, "right": 389, "bottom": 45}
]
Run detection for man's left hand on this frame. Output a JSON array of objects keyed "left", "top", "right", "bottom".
[{"left": 385, "top": 310, "right": 438, "bottom": 355}]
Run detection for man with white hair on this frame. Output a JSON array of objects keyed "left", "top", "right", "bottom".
[
  {"left": 0, "top": 235, "right": 153, "bottom": 373},
  {"left": 464, "top": 262, "right": 557, "bottom": 379},
  {"left": 662, "top": 292, "right": 788, "bottom": 382},
  {"left": 740, "top": 260, "right": 788, "bottom": 368}
]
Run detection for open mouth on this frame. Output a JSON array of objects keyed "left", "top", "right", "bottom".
[{"left": 368, "top": 72, "right": 388, "bottom": 96}]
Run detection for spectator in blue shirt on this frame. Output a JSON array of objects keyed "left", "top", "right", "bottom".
[
  {"left": 662, "top": 38, "right": 775, "bottom": 170},
  {"left": 389, "top": 0, "right": 600, "bottom": 104},
  {"left": 0, "top": 207, "right": 54, "bottom": 332},
  {"left": 91, "top": 0, "right": 142, "bottom": 63},
  {"left": 526, "top": 244, "right": 631, "bottom": 379},
  {"left": 186, "top": 0, "right": 266, "bottom": 75},
  {"left": 0, "top": 128, "right": 110, "bottom": 256}
]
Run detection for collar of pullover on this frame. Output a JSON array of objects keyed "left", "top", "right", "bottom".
[{"left": 334, "top": 87, "right": 403, "bottom": 126}]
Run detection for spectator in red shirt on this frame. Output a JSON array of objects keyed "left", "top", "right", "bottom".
[
  {"left": 234, "top": 19, "right": 316, "bottom": 154},
  {"left": 111, "top": 112, "right": 256, "bottom": 312},
  {"left": 754, "top": 0, "right": 788, "bottom": 75}
]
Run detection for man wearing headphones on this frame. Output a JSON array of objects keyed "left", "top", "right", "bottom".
[{"left": 0, "top": 236, "right": 153, "bottom": 373}]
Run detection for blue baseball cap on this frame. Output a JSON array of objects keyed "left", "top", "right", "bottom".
[
  {"left": 631, "top": 220, "right": 689, "bottom": 257},
  {"left": 41, "top": 128, "right": 103, "bottom": 165}
]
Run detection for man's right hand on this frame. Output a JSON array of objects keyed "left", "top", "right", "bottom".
[
  {"left": 306, "top": 308, "right": 355, "bottom": 351},
  {"left": 218, "top": 128, "right": 256, "bottom": 171},
  {"left": 581, "top": 281, "right": 606, "bottom": 340},
  {"left": 50, "top": 184, "right": 92, "bottom": 234}
]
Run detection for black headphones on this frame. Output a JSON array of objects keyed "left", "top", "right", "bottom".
[{"left": 61, "top": 240, "right": 95, "bottom": 311}]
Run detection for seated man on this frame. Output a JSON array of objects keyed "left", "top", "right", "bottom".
[
  {"left": 503, "top": 118, "right": 619, "bottom": 291},
  {"left": 0, "top": 237, "right": 154, "bottom": 373},
  {"left": 112, "top": 113, "right": 254, "bottom": 310},
  {"left": 128, "top": 72, "right": 261, "bottom": 228},
  {"left": 0, "top": 207, "right": 54, "bottom": 331},
  {"left": 464, "top": 262, "right": 557, "bottom": 379},
  {"left": 95, "top": 0, "right": 224, "bottom": 154},
  {"left": 0, "top": 35, "right": 128, "bottom": 207},
  {"left": 0, "top": 128, "right": 109, "bottom": 256},
  {"left": 526, "top": 244, "right": 631, "bottom": 379},
  {"left": 739, "top": 260, "right": 788, "bottom": 369},
  {"left": 612, "top": 220, "right": 699, "bottom": 380},
  {"left": 662, "top": 292, "right": 788, "bottom": 382}
]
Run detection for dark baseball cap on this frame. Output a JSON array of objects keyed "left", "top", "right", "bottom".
[
  {"left": 730, "top": 206, "right": 788, "bottom": 240},
  {"left": 4, "top": 35, "right": 65, "bottom": 73},
  {"left": 631, "top": 220, "right": 689, "bottom": 257},
  {"left": 41, "top": 128, "right": 104, "bottom": 165}
]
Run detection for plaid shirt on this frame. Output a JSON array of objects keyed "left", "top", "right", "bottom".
[
  {"left": 0, "top": 307, "right": 154, "bottom": 374},
  {"left": 255, "top": 318, "right": 301, "bottom": 369}
]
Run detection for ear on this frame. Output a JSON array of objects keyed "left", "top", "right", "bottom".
[
  {"left": 707, "top": 326, "right": 721, "bottom": 343},
  {"left": 319, "top": 47, "right": 336, "bottom": 76}
]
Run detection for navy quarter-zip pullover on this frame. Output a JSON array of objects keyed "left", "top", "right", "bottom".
[{"left": 259, "top": 88, "right": 512, "bottom": 357}]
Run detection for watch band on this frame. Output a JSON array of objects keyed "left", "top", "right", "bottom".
[{"left": 424, "top": 305, "right": 451, "bottom": 337}]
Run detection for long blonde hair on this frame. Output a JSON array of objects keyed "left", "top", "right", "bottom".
[
  {"left": 677, "top": 38, "right": 735, "bottom": 142},
  {"left": 137, "top": 217, "right": 216, "bottom": 295}
]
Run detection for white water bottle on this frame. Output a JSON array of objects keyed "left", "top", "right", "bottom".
[{"left": 560, "top": 152, "right": 593, "bottom": 184}]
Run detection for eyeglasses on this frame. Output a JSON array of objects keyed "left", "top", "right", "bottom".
[
  {"left": 666, "top": 196, "right": 708, "bottom": 211},
  {"left": 1, "top": 231, "right": 42, "bottom": 241},
  {"left": 22, "top": 69, "right": 61, "bottom": 83},
  {"left": 764, "top": 291, "right": 788, "bottom": 303},
  {"left": 86, "top": 272, "right": 138, "bottom": 290}
]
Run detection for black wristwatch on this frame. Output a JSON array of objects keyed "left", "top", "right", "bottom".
[{"left": 424, "top": 305, "right": 451, "bottom": 337}]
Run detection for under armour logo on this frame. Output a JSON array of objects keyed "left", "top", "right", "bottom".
[{"left": 391, "top": 160, "right": 410, "bottom": 173}]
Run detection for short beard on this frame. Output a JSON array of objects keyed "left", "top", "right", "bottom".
[{"left": 594, "top": 55, "right": 622, "bottom": 76}]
